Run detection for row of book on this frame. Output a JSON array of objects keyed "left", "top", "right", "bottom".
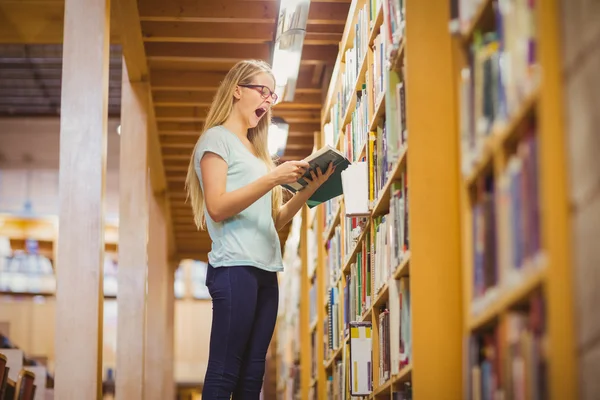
[
  {"left": 458, "top": 0, "right": 538, "bottom": 178},
  {"left": 277, "top": 214, "right": 304, "bottom": 398},
  {"left": 376, "top": 278, "right": 412, "bottom": 385},
  {"left": 316, "top": 0, "right": 411, "bottom": 397},
  {"left": 471, "top": 116, "right": 542, "bottom": 311},
  {"left": 466, "top": 291, "right": 546, "bottom": 399},
  {"left": 372, "top": 173, "right": 409, "bottom": 292}
]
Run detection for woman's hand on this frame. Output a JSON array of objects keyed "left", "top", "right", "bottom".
[
  {"left": 272, "top": 160, "right": 310, "bottom": 185},
  {"left": 304, "top": 162, "right": 335, "bottom": 192}
]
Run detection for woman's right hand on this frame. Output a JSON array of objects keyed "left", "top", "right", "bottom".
[{"left": 272, "top": 160, "right": 310, "bottom": 185}]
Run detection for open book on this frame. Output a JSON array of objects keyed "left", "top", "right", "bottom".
[{"left": 281, "top": 145, "right": 351, "bottom": 208}]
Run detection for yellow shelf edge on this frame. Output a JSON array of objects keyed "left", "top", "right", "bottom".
[
  {"left": 372, "top": 146, "right": 408, "bottom": 217},
  {"left": 464, "top": 86, "right": 540, "bottom": 187},
  {"left": 468, "top": 256, "right": 548, "bottom": 331}
]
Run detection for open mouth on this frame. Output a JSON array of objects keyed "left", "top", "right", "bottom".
[{"left": 255, "top": 107, "right": 267, "bottom": 118}]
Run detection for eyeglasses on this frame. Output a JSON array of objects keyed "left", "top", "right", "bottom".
[{"left": 239, "top": 84, "right": 279, "bottom": 104}]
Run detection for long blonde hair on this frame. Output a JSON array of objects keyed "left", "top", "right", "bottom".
[{"left": 185, "top": 59, "right": 283, "bottom": 230}]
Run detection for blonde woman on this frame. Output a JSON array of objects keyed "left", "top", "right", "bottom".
[{"left": 186, "top": 59, "right": 334, "bottom": 399}]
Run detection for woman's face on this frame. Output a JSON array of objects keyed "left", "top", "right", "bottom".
[{"left": 234, "top": 72, "right": 277, "bottom": 129}]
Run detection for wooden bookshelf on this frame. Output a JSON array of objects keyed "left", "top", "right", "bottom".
[
  {"left": 281, "top": 0, "right": 578, "bottom": 398},
  {"left": 292, "top": 0, "right": 465, "bottom": 397},
  {"left": 451, "top": 0, "right": 577, "bottom": 398}
]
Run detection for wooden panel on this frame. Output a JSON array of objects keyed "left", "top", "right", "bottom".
[
  {"left": 138, "top": 0, "right": 278, "bottom": 23},
  {"left": 299, "top": 206, "right": 310, "bottom": 399},
  {"left": 142, "top": 21, "right": 274, "bottom": 43},
  {"left": 155, "top": 107, "right": 320, "bottom": 123},
  {"left": 138, "top": 0, "right": 347, "bottom": 24},
  {"left": 113, "top": 0, "right": 149, "bottom": 81},
  {"left": 539, "top": 0, "right": 578, "bottom": 396},
  {"left": 405, "top": 0, "right": 463, "bottom": 397},
  {"left": 116, "top": 65, "right": 149, "bottom": 399},
  {"left": 54, "top": 0, "right": 110, "bottom": 397},
  {"left": 145, "top": 193, "right": 170, "bottom": 399},
  {"left": 145, "top": 43, "right": 337, "bottom": 64},
  {"left": 150, "top": 67, "right": 321, "bottom": 91},
  {"left": 157, "top": 121, "right": 321, "bottom": 134},
  {"left": 0, "top": 0, "right": 120, "bottom": 44},
  {"left": 153, "top": 90, "right": 322, "bottom": 108}
]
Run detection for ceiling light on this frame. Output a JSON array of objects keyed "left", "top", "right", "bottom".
[
  {"left": 272, "top": 0, "right": 310, "bottom": 102},
  {"left": 268, "top": 118, "right": 289, "bottom": 157}
]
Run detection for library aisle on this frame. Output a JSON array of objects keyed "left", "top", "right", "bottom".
[{"left": 274, "top": 0, "right": 599, "bottom": 399}]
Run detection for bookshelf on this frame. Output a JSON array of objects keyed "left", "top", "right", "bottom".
[
  {"left": 451, "top": 0, "right": 577, "bottom": 399},
  {"left": 281, "top": 0, "right": 465, "bottom": 398},
  {"left": 276, "top": 0, "right": 577, "bottom": 398}
]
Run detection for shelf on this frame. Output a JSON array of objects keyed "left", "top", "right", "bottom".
[
  {"left": 392, "top": 364, "right": 412, "bottom": 385},
  {"left": 464, "top": 86, "right": 539, "bottom": 187},
  {"left": 323, "top": 205, "right": 341, "bottom": 245},
  {"left": 369, "top": 93, "right": 386, "bottom": 131},
  {"left": 393, "top": 252, "right": 411, "bottom": 279},
  {"left": 457, "top": 0, "right": 494, "bottom": 43},
  {"left": 324, "top": 345, "right": 343, "bottom": 370},
  {"left": 356, "top": 140, "right": 367, "bottom": 162},
  {"left": 368, "top": 3, "right": 384, "bottom": 47},
  {"left": 371, "top": 376, "right": 392, "bottom": 397},
  {"left": 468, "top": 256, "right": 547, "bottom": 331},
  {"left": 371, "top": 146, "right": 408, "bottom": 217},
  {"left": 388, "top": 38, "right": 406, "bottom": 72},
  {"left": 342, "top": 220, "right": 370, "bottom": 275},
  {"left": 373, "top": 281, "right": 389, "bottom": 310},
  {"left": 341, "top": 53, "right": 370, "bottom": 128}
]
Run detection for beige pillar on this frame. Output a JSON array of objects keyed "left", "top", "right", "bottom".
[
  {"left": 115, "top": 61, "right": 150, "bottom": 398},
  {"left": 54, "top": 0, "right": 111, "bottom": 397},
  {"left": 144, "top": 193, "right": 171, "bottom": 399}
]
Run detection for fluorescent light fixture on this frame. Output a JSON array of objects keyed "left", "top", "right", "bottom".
[
  {"left": 268, "top": 118, "right": 289, "bottom": 157},
  {"left": 272, "top": 0, "right": 310, "bottom": 102},
  {"left": 117, "top": 124, "right": 121, "bottom": 135}
]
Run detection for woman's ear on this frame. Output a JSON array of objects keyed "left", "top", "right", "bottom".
[{"left": 233, "top": 85, "right": 242, "bottom": 100}]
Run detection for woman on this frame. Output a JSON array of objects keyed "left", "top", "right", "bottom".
[{"left": 185, "top": 59, "right": 334, "bottom": 399}]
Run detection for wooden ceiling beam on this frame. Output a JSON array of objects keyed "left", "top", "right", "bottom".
[
  {"left": 138, "top": 1, "right": 347, "bottom": 24},
  {"left": 145, "top": 43, "right": 337, "bottom": 65},
  {"left": 150, "top": 66, "right": 322, "bottom": 91},
  {"left": 142, "top": 21, "right": 274, "bottom": 43},
  {"left": 0, "top": 0, "right": 120, "bottom": 44},
  {"left": 158, "top": 121, "right": 320, "bottom": 134},
  {"left": 162, "top": 143, "right": 312, "bottom": 159},
  {"left": 160, "top": 133, "right": 314, "bottom": 146},
  {"left": 145, "top": 42, "right": 271, "bottom": 64},
  {"left": 154, "top": 107, "right": 321, "bottom": 123},
  {"left": 153, "top": 90, "right": 322, "bottom": 109},
  {"left": 138, "top": 0, "right": 277, "bottom": 23},
  {"left": 112, "top": 0, "right": 178, "bottom": 258}
]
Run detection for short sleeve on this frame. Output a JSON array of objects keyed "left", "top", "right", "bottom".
[{"left": 195, "top": 127, "right": 231, "bottom": 167}]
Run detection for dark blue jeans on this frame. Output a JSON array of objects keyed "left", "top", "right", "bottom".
[{"left": 202, "top": 264, "right": 279, "bottom": 399}]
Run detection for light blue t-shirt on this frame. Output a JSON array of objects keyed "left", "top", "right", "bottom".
[{"left": 194, "top": 125, "right": 283, "bottom": 272}]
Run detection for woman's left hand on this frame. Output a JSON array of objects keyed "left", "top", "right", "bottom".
[{"left": 304, "top": 162, "right": 335, "bottom": 192}]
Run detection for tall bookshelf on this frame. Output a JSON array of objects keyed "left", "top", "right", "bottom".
[
  {"left": 451, "top": 0, "right": 577, "bottom": 398},
  {"left": 294, "top": 0, "right": 465, "bottom": 398},
  {"left": 280, "top": 0, "right": 578, "bottom": 398}
]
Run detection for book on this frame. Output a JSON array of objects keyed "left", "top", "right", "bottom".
[
  {"left": 341, "top": 161, "right": 370, "bottom": 216},
  {"left": 282, "top": 145, "right": 351, "bottom": 208}
]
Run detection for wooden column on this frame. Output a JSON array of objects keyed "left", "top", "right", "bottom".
[
  {"left": 144, "top": 193, "right": 169, "bottom": 399},
  {"left": 405, "top": 0, "right": 463, "bottom": 397},
  {"left": 165, "top": 260, "right": 178, "bottom": 400},
  {"left": 54, "top": 0, "right": 110, "bottom": 397},
  {"left": 299, "top": 206, "right": 310, "bottom": 399},
  {"left": 116, "top": 62, "right": 150, "bottom": 399}
]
